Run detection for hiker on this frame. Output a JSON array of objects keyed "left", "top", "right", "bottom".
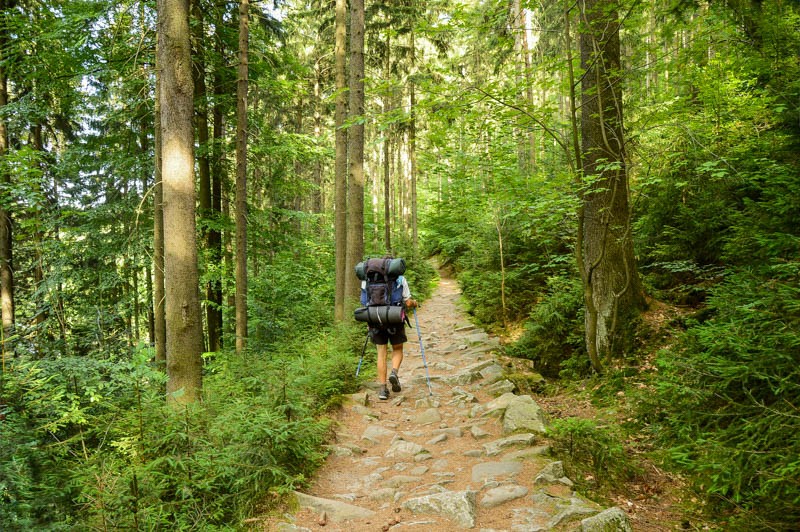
[{"left": 355, "top": 257, "right": 418, "bottom": 400}]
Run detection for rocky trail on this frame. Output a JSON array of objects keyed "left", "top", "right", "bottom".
[{"left": 270, "top": 275, "right": 633, "bottom": 531}]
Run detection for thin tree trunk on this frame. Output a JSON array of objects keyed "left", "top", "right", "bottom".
[
  {"left": 383, "top": 34, "right": 392, "bottom": 253},
  {"left": 207, "top": 12, "right": 226, "bottom": 351},
  {"left": 235, "top": 0, "right": 249, "bottom": 353},
  {"left": 345, "top": 0, "right": 364, "bottom": 304},
  {"left": 192, "top": 0, "right": 213, "bottom": 352},
  {"left": 409, "top": 31, "right": 418, "bottom": 252},
  {"left": 345, "top": 0, "right": 365, "bottom": 305},
  {"left": 333, "top": 0, "right": 348, "bottom": 321},
  {"left": 312, "top": 58, "right": 324, "bottom": 217},
  {"left": 0, "top": 11, "right": 14, "bottom": 355},
  {"left": 154, "top": 42, "right": 167, "bottom": 365},
  {"left": 158, "top": 0, "right": 204, "bottom": 403},
  {"left": 578, "top": 0, "right": 646, "bottom": 371}
]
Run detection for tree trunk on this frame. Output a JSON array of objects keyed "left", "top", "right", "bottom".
[
  {"left": 409, "top": 31, "right": 418, "bottom": 253},
  {"left": 383, "top": 34, "right": 392, "bottom": 253},
  {"left": 191, "top": 0, "right": 214, "bottom": 352},
  {"left": 0, "top": 18, "right": 13, "bottom": 354},
  {"left": 234, "top": 0, "right": 249, "bottom": 354},
  {"left": 208, "top": 11, "right": 226, "bottom": 351},
  {"left": 345, "top": 0, "right": 365, "bottom": 305},
  {"left": 333, "top": 0, "right": 348, "bottom": 321},
  {"left": 153, "top": 40, "right": 167, "bottom": 365},
  {"left": 578, "top": 0, "right": 646, "bottom": 372},
  {"left": 158, "top": 0, "right": 204, "bottom": 404}
]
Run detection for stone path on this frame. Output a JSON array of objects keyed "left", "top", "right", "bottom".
[{"left": 274, "top": 275, "right": 631, "bottom": 531}]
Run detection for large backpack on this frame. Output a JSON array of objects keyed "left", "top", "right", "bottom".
[{"left": 353, "top": 257, "right": 406, "bottom": 327}]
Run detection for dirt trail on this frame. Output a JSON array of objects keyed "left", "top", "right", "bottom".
[{"left": 270, "top": 274, "right": 632, "bottom": 531}]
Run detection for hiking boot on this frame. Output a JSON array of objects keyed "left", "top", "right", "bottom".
[
  {"left": 389, "top": 370, "right": 402, "bottom": 392},
  {"left": 378, "top": 386, "right": 390, "bottom": 400}
]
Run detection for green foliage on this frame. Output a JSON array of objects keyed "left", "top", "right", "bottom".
[
  {"left": 0, "top": 324, "right": 362, "bottom": 529},
  {"left": 505, "top": 275, "right": 586, "bottom": 378},
  {"left": 548, "top": 417, "right": 638, "bottom": 493},
  {"left": 651, "top": 265, "right": 800, "bottom": 527}
]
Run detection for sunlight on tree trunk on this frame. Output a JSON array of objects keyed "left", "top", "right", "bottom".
[
  {"left": 345, "top": 0, "right": 365, "bottom": 305},
  {"left": 0, "top": 16, "right": 13, "bottom": 357},
  {"left": 333, "top": 0, "right": 348, "bottom": 321},
  {"left": 235, "top": 0, "right": 249, "bottom": 354},
  {"left": 158, "top": 0, "right": 204, "bottom": 404},
  {"left": 153, "top": 45, "right": 166, "bottom": 365}
]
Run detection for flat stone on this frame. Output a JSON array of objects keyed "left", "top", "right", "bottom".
[
  {"left": 534, "top": 461, "right": 574, "bottom": 486},
  {"left": 384, "top": 475, "right": 424, "bottom": 488},
  {"left": 426, "top": 433, "right": 448, "bottom": 445},
  {"left": 410, "top": 465, "right": 429, "bottom": 475},
  {"left": 471, "top": 461, "right": 523, "bottom": 483},
  {"left": 367, "top": 487, "right": 397, "bottom": 502},
  {"left": 480, "top": 363, "right": 505, "bottom": 384},
  {"left": 483, "top": 433, "right": 537, "bottom": 457},
  {"left": 470, "top": 424, "right": 492, "bottom": 440},
  {"left": 464, "top": 331, "right": 490, "bottom": 344},
  {"left": 293, "top": 492, "right": 375, "bottom": 521},
  {"left": 361, "top": 424, "right": 396, "bottom": 445},
  {"left": 502, "top": 396, "right": 547, "bottom": 435},
  {"left": 443, "top": 370, "right": 482, "bottom": 386},
  {"left": 484, "top": 392, "right": 522, "bottom": 416},
  {"left": 580, "top": 507, "right": 633, "bottom": 532},
  {"left": 402, "top": 490, "right": 478, "bottom": 528},
  {"left": 504, "top": 445, "right": 551, "bottom": 461},
  {"left": 385, "top": 439, "right": 426, "bottom": 459},
  {"left": 433, "top": 427, "right": 463, "bottom": 438},
  {"left": 345, "top": 392, "right": 368, "bottom": 406},
  {"left": 485, "top": 379, "right": 516, "bottom": 397},
  {"left": 464, "top": 449, "right": 484, "bottom": 457},
  {"left": 480, "top": 484, "right": 529, "bottom": 508},
  {"left": 412, "top": 408, "right": 442, "bottom": 425}
]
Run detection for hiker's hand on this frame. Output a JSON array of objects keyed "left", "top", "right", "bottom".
[{"left": 406, "top": 298, "right": 418, "bottom": 309}]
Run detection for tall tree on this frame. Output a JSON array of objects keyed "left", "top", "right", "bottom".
[
  {"left": 208, "top": 7, "right": 227, "bottom": 350},
  {"left": 158, "top": 0, "right": 204, "bottom": 403},
  {"left": 333, "top": 0, "right": 348, "bottom": 321},
  {"left": 234, "top": 0, "right": 249, "bottom": 353},
  {"left": 191, "top": 0, "right": 220, "bottom": 352},
  {"left": 577, "top": 0, "right": 646, "bottom": 372},
  {"left": 153, "top": 46, "right": 167, "bottom": 365},
  {"left": 345, "top": 0, "right": 365, "bottom": 303},
  {"left": 0, "top": 0, "right": 14, "bottom": 355}
]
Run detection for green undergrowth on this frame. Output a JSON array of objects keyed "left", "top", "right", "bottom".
[{"left": 0, "top": 324, "right": 365, "bottom": 530}]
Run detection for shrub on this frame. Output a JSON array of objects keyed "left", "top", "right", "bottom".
[{"left": 652, "top": 264, "right": 800, "bottom": 528}]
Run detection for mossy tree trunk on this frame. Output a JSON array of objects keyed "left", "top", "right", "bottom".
[{"left": 578, "top": 0, "right": 646, "bottom": 372}]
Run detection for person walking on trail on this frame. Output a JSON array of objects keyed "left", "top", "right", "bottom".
[{"left": 357, "top": 257, "right": 417, "bottom": 400}]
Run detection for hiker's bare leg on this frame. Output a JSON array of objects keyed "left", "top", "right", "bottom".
[
  {"left": 391, "top": 343, "right": 404, "bottom": 373},
  {"left": 377, "top": 343, "right": 389, "bottom": 384}
]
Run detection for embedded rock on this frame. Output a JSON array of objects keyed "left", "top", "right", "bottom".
[{"left": 402, "top": 490, "right": 478, "bottom": 528}]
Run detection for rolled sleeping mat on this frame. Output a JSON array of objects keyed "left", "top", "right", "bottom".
[
  {"left": 387, "top": 257, "right": 406, "bottom": 277},
  {"left": 353, "top": 305, "right": 405, "bottom": 326},
  {"left": 354, "top": 261, "right": 367, "bottom": 280}
]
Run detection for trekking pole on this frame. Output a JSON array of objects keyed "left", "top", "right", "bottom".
[
  {"left": 355, "top": 330, "right": 370, "bottom": 377},
  {"left": 412, "top": 308, "right": 433, "bottom": 396}
]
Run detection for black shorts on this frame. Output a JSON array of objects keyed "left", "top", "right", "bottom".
[{"left": 369, "top": 326, "right": 408, "bottom": 346}]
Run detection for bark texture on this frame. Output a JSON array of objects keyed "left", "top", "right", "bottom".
[
  {"left": 158, "top": 0, "right": 204, "bottom": 403},
  {"left": 344, "top": 0, "right": 365, "bottom": 305},
  {"left": 578, "top": 0, "right": 646, "bottom": 371},
  {"left": 235, "top": 0, "right": 249, "bottom": 353},
  {"left": 334, "top": 0, "right": 348, "bottom": 321},
  {"left": 0, "top": 12, "right": 14, "bottom": 353}
]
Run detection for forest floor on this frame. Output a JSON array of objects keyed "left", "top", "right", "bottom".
[{"left": 257, "top": 272, "right": 700, "bottom": 531}]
